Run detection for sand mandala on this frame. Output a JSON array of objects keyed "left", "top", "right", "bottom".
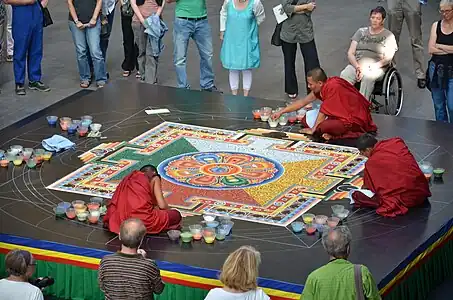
[{"left": 47, "top": 122, "right": 367, "bottom": 226}]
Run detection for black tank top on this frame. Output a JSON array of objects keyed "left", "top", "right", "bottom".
[{"left": 432, "top": 20, "right": 453, "bottom": 65}]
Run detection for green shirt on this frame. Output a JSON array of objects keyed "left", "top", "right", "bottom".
[
  {"left": 301, "top": 259, "right": 381, "bottom": 300},
  {"left": 175, "top": 0, "right": 207, "bottom": 18}
]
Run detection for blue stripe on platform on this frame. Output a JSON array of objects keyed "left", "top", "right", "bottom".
[{"left": 0, "top": 234, "right": 303, "bottom": 294}]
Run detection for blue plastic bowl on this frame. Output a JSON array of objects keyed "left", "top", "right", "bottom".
[
  {"left": 291, "top": 221, "right": 304, "bottom": 233},
  {"left": 206, "top": 221, "right": 219, "bottom": 228},
  {"left": 46, "top": 116, "right": 58, "bottom": 125}
]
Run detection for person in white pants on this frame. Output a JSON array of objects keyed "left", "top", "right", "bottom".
[{"left": 6, "top": 4, "right": 13, "bottom": 61}]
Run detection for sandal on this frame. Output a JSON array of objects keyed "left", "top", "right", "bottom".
[
  {"left": 288, "top": 93, "right": 298, "bottom": 99},
  {"left": 123, "top": 71, "right": 131, "bottom": 77},
  {"left": 80, "top": 81, "right": 90, "bottom": 88},
  {"left": 136, "top": 71, "right": 141, "bottom": 79}
]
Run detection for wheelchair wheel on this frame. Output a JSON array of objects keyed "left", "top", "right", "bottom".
[{"left": 384, "top": 69, "right": 403, "bottom": 116}]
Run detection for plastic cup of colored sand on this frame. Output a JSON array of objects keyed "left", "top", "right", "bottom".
[
  {"left": 419, "top": 162, "right": 433, "bottom": 176},
  {"left": 1, "top": 159, "right": 8, "bottom": 167},
  {"left": 268, "top": 116, "right": 279, "bottom": 128},
  {"left": 13, "top": 156, "right": 23, "bottom": 166},
  {"left": 90, "top": 123, "right": 102, "bottom": 132},
  {"left": 203, "top": 228, "right": 216, "bottom": 244},
  {"left": 335, "top": 209, "right": 350, "bottom": 220},
  {"left": 11, "top": 145, "right": 23, "bottom": 153},
  {"left": 306, "top": 226, "right": 316, "bottom": 235},
  {"left": 327, "top": 217, "right": 340, "bottom": 228},
  {"left": 216, "top": 225, "right": 229, "bottom": 240},
  {"left": 54, "top": 206, "right": 66, "bottom": 218},
  {"left": 26, "top": 159, "right": 36, "bottom": 169},
  {"left": 66, "top": 208, "right": 76, "bottom": 219},
  {"left": 291, "top": 221, "right": 304, "bottom": 233},
  {"left": 90, "top": 197, "right": 104, "bottom": 204},
  {"left": 77, "top": 126, "right": 88, "bottom": 137},
  {"left": 76, "top": 211, "right": 88, "bottom": 221},
  {"left": 206, "top": 220, "right": 219, "bottom": 228},
  {"left": 81, "top": 115, "right": 93, "bottom": 121},
  {"left": 34, "top": 149, "right": 45, "bottom": 156},
  {"left": 302, "top": 213, "right": 315, "bottom": 224},
  {"left": 57, "top": 202, "right": 71, "bottom": 210},
  {"left": 72, "top": 119, "right": 81, "bottom": 127},
  {"left": 88, "top": 210, "right": 100, "bottom": 223},
  {"left": 220, "top": 220, "right": 234, "bottom": 235},
  {"left": 331, "top": 205, "right": 345, "bottom": 215},
  {"left": 22, "top": 148, "right": 33, "bottom": 159},
  {"left": 252, "top": 109, "right": 261, "bottom": 119},
  {"left": 0, "top": 150, "right": 4, "bottom": 159},
  {"left": 46, "top": 116, "right": 58, "bottom": 126},
  {"left": 189, "top": 224, "right": 203, "bottom": 240},
  {"left": 87, "top": 202, "right": 100, "bottom": 211},
  {"left": 180, "top": 232, "right": 193, "bottom": 243},
  {"left": 433, "top": 168, "right": 445, "bottom": 180},
  {"left": 203, "top": 214, "right": 216, "bottom": 222},
  {"left": 43, "top": 152, "right": 53, "bottom": 161},
  {"left": 167, "top": 230, "right": 181, "bottom": 241},
  {"left": 314, "top": 215, "right": 328, "bottom": 225},
  {"left": 67, "top": 123, "right": 78, "bottom": 134},
  {"left": 279, "top": 114, "right": 288, "bottom": 126}
]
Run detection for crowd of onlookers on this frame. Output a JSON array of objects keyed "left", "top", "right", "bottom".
[
  {"left": 0, "top": 0, "right": 453, "bottom": 121},
  {"left": 0, "top": 218, "right": 382, "bottom": 300}
]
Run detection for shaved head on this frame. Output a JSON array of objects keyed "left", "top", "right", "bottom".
[
  {"left": 140, "top": 165, "right": 159, "bottom": 180},
  {"left": 307, "top": 67, "right": 328, "bottom": 82},
  {"left": 119, "top": 218, "right": 146, "bottom": 249}
]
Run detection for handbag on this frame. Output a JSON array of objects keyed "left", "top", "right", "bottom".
[
  {"left": 271, "top": 0, "right": 299, "bottom": 47},
  {"left": 353, "top": 264, "right": 365, "bottom": 300},
  {"left": 38, "top": 1, "right": 53, "bottom": 27},
  {"left": 121, "top": 0, "right": 134, "bottom": 17}
]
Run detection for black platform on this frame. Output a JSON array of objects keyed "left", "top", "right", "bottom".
[{"left": 0, "top": 81, "right": 452, "bottom": 293}]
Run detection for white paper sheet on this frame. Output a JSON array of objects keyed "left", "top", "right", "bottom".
[
  {"left": 305, "top": 109, "right": 319, "bottom": 128},
  {"left": 145, "top": 108, "right": 170, "bottom": 115},
  {"left": 273, "top": 4, "right": 288, "bottom": 24},
  {"left": 348, "top": 189, "right": 375, "bottom": 204}
]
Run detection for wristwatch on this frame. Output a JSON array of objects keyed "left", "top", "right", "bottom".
[{"left": 74, "top": 19, "right": 79, "bottom": 24}]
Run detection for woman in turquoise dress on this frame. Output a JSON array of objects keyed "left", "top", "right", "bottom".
[{"left": 220, "top": 0, "right": 265, "bottom": 96}]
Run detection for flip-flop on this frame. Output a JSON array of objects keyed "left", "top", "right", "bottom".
[
  {"left": 80, "top": 81, "right": 90, "bottom": 88},
  {"left": 123, "top": 71, "right": 131, "bottom": 77}
]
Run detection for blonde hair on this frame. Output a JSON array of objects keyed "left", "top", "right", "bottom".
[{"left": 219, "top": 246, "right": 261, "bottom": 292}]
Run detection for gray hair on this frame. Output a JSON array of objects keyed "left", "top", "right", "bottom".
[
  {"left": 440, "top": 0, "right": 453, "bottom": 6},
  {"left": 119, "top": 218, "right": 146, "bottom": 249},
  {"left": 321, "top": 226, "right": 352, "bottom": 258}
]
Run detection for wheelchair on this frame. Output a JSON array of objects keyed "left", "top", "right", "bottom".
[{"left": 354, "top": 67, "right": 404, "bottom": 116}]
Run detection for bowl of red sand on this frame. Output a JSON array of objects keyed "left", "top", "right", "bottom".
[
  {"left": 65, "top": 208, "right": 76, "bottom": 219},
  {"left": 0, "top": 159, "right": 8, "bottom": 167},
  {"left": 77, "top": 126, "right": 88, "bottom": 136},
  {"left": 288, "top": 112, "right": 297, "bottom": 123},
  {"left": 327, "top": 217, "right": 340, "bottom": 228},
  {"left": 252, "top": 109, "right": 261, "bottom": 119},
  {"left": 306, "top": 226, "right": 316, "bottom": 235},
  {"left": 87, "top": 202, "right": 100, "bottom": 211},
  {"left": 88, "top": 210, "right": 100, "bottom": 224}
]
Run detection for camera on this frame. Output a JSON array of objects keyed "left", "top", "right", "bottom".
[{"left": 30, "top": 276, "right": 55, "bottom": 289}]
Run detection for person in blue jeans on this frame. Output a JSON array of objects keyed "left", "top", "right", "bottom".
[
  {"left": 427, "top": 0, "right": 453, "bottom": 123},
  {"left": 166, "top": 0, "right": 219, "bottom": 92},
  {"left": 68, "top": 0, "right": 107, "bottom": 88},
  {"left": 6, "top": 0, "right": 50, "bottom": 96}
]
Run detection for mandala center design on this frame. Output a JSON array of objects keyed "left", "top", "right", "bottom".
[
  {"left": 158, "top": 151, "right": 284, "bottom": 190},
  {"left": 200, "top": 163, "right": 242, "bottom": 176}
]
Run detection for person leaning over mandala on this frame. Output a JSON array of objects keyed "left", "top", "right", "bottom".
[{"left": 103, "top": 165, "right": 182, "bottom": 234}]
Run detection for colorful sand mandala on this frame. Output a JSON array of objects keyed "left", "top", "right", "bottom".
[{"left": 47, "top": 122, "right": 366, "bottom": 227}]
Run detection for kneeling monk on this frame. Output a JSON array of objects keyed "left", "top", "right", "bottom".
[
  {"left": 352, "top": 134, "right": 431, "bottom": 217},
  {"left": 273, "top": 67, "right": 377, "bottom": 141},
  {"left": 104, "top": 165, "right": 182, "bottom": 234}
]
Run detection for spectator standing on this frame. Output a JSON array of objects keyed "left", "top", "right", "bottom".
[
  {"left": 301, "top": 226, "right": 381, "bottom": 300},
  {"left": 204, "top": 246, "right": 270, "bottom": 300},
  {"left": 5, "top": 3, "right": 12, "bottom": 61},
  {"left": 101, "top": 0, "right": 115, "bottom": 61},
  {"left": 0, "top": 249, "right": 44, "bottom": 300},
  {"left": 166, "top": 0, "right": 220, "bottom": 92},
  {"left": 220, "top": 0, "right": 265, "bottom": 96},
  {"left": 6, "top": 0, "right": 50, "bottom": 96},
  {"left": 131, "top": 0, "right": 163, "bottom": 84},
  {"left": 120, "top": 0, "right": 139, "bottom": 77},
  {"left": 98, "top": 218, "right": 165, "bottom": 299},
  {"left": 68, "top": 0, "right": 108, "bottom": 88},
  {"left": 0, "top": 1, "right": 6, "bottom": 92},
  {"left": 280, "top": 0, "right": 320, "bottom": 98},
  {"left": 387, "top": 0, "right": 425, "bottom": 88},
  {"left": 427, "top": 0, "right": 453, "bottom": 123}
]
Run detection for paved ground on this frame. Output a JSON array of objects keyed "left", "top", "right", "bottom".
[{"left": 0, "top": 0, "right": 441, "bottom": 129}]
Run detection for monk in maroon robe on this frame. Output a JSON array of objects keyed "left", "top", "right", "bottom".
[
  {"left": 352, "top": 134, "right": 431, "bottom": 217},
  {"left": 104, "top": 165, "right": 182, "bottom": 234},
  {"left": 273, "top": 67, "right": 377, "bottom": 141}
]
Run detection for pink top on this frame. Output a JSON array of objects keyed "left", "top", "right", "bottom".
[{"left": 132, "top": 0, "right": 159, "bottom": 23}]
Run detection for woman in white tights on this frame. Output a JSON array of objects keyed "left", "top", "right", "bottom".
[{"left": 220, "top": 0, "right": 265, "bottom": 96}]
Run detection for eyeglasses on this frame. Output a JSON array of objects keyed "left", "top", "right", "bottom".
[{"left": 439, "top": 9, "right": 453, "bottom": 14}]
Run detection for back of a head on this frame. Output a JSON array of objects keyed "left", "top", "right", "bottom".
[
  {"left": 356, "top": 133, "right": 378, "bottom": 151},
  {"left": 140, "top": 165, "right": 158, "bottom": 174},
  {"left": 5, "top": 249, "right": 34, "bottom": 277},
  {"left": 307, "top": 67, "right": 328, "bottom": 82},
  {"left": 119, "top": 218, "right": 147, "bottom": 249},
  {"left": 321, "top": 226, "right": 352, "bottom": 259},
  {"left": 220, "top": 246, "right": 261, "bottom": 292},
  {"left": 440, "top": 0, "right": 453, "bottom": 7}
]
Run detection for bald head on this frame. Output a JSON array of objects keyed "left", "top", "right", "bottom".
[
  {"left": 321, "top": 226, "right": 352, "bottom": 259},
  {"left": 307, "top": 67, "right": 328, "bottom": 83},
  {"left": 119, "top": 218, "right": 146, "bottom": 249},
  {"left": 140, "top": 165, "right": 159, "bottom": 180}
]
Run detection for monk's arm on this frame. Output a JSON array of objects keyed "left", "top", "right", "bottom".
[
  {"left": 152, "top": 177, "right": 169, "bottom": 210},
  {"left": 275, "top": 92, "right": 317, "bottom": 117},
  {"left": 311, "top": 111, "right": 326, "bottom": 132}
]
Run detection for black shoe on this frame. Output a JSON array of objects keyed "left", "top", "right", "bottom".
[
  {"left": 417, "top": 78, "right": 426, "bottom": 89},
  {"left": 15, "top": 84, "right": 26, "bottom": 96},
  {"left": 29, "top": 81, "right": 51, "bottom": 92},
  {"left": 203, "top": 86, "right": 222, "bottom": 93}
]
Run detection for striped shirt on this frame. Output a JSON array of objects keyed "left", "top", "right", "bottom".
[{"left": 98, "top": 252, "right": 165, "bottom": 300}]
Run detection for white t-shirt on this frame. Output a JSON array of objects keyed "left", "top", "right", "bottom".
[
  {"left": 0, "top": 279, "right": 44, "bottom": 300},
  {"left": 204, "top": 288, "right": 270, "bottom": 300}
]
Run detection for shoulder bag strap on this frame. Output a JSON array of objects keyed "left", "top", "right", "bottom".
[{"left": 354, "top": 264, "right": 365, "bottom": 300}]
